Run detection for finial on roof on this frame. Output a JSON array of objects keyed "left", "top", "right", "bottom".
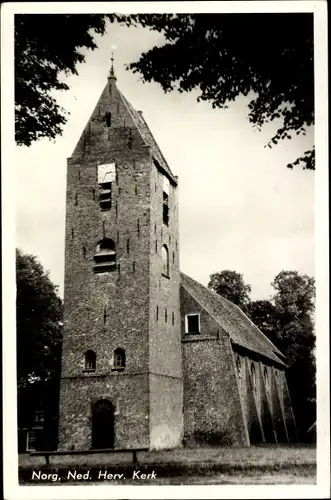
[{"left": 109, "top": 51, "right": 116, "bottom": 79}]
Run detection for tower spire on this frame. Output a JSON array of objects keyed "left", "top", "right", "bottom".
[{"left": 109, "top": 51, "right": 116, "bottom": 79}]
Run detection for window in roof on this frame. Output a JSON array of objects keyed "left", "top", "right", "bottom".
[
  {"left": 185, "top": 314, "right": 200, "bottom": 334},
  {"left": 93, "top": 238, "right": 116, "bottom": 273}
]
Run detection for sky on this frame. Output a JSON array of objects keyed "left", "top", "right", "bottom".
[{"left": 15, "top": 19, "right": 315, "bottom": 301}]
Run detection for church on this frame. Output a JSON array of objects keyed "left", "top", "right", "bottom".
[{"left": 58, "top": 62, "right": 297, "bottom": 451}]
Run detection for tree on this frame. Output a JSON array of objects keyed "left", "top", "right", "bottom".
[
  {"left": 121, "top": 14, "right": 315, "bottom": 170},
  {"left": 210, "top": 268, "right": 316, "bottom": 439},
  {"left": 16, "top": 249, "right": 63, "bottom": 385},
  {"left": 15, "top": 14, "right": 114, "bottom": 146},
  {"left": 271, "top": 271, "right": 315, "bottom": 410},
  {"left": 250, "top": 271, "right": 316, "bottom": 440},
  {"left": 248, "top": 299, "right": 279, "bottom": 345},
  {"left": 208, "top": 270, "right": 251, "bottom": 311},
  {"left": 16, "top": 249, "right": 63, "bottom": 449},
  {"left": 272, "top": 270, "right": 315, "bottom": 319}
]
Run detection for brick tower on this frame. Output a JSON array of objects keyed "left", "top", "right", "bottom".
[{"left": 58, "top": 62, "right": 183, "bottom": 451}]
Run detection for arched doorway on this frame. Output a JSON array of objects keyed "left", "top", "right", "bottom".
[{"left": 92, "top": 399, "right": 114, "bottom": 449}]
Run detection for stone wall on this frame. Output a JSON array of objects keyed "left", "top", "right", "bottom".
[
  {"left": 180, "top": 288, "right": 248, "bottom": 446},
  {"left": 59, "top": 75, "right": 183, "bottom": 450}
]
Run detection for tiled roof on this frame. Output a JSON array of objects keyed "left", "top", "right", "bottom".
[
  {"left": 181, "top": 273, "right": 286, "bottom": 366},
  {"left": 119, "top": 91, "right": 177, "bottom": 183}
]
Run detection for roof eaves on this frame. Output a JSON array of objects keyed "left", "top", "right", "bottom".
[{"left": 230, "top": 340, "right": 287, "bottom": 367}]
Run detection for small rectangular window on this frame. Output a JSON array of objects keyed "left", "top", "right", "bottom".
[
  {"left": 163, "top": 192, "right": 169, "bottom": 226},
  {"left": 34, "top": 411, "right": 44, "bottom": 424},
  {"left": 99, "top": 182, "right": 112, "bottom": 210},
  {"left": 26, "top": 431, "right": 38, "bottom": 452},
  {"left": 185, "top": 314, "right": 200, "bottom": 334},
  {"left": 162, "top": 174, "right": 170, "bottom": 226},
  {"left": 98, "top": 163, "right": 116, "bottom": 210},
  {"left": 163, "top": 176, "right": 170, "bottom": 195}
]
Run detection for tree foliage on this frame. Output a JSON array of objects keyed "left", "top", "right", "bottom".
[
  {"left": 210, "top": 268, "right": 315, "bottom": 439},
  {"left": 16, "top": 14, "right": 314, "bottom": 170},
  {"left": 208, "top": 270, "right": 251, "bottom": 311},
  {"left": 272, "top": 270, "right": 315, "bottom": 318},
  {"left": 15, "top": 14, "right": 113, "bottom": 146},
  {"left": 121, "top": 13, "right": 315, "bottom": 170},
  {"left": 248, "top": 299, "right": 279, "bottom": 344},
  {"left": 16, "top": 249, "right": 63, "bottom": 449},
  {"left": 16, "top": 248, "right": 63, "bottom": 386},
  {"left": 271, "top": 271, "right": 316, "bottom": 438}
]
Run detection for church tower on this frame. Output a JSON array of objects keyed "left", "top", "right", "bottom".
[{"left": 58, "top": 61, "right": 183, "bottom": 451}]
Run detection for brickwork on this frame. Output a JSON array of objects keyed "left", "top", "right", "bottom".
[
  {"left": 58, "top": 74, "right": 183, "bottom": 450},
  {"left": 181, "top": 288, "right": 248, "bottom": 446}
]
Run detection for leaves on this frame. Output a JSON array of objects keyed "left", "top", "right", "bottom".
[
  {"left": 121, "top": 13, "right": 314, "bottom": 170},
  {"left": 16, "top": 249, "right": 63, "bottom": 385},
  {"left": 208, "top": 270, "right": 251, "bottom": 312},
  {"left": 15, "top": 14, "right": 111, "bottom": 146}
]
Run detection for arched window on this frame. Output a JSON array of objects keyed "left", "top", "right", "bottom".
[
  {"left": 113, "top": 348, "right": 125, "bottom": 369},
  {"left": 93, "top": 239, "right": 116, "bottom": 273},
  {"left": 85, "top": 350, "right": 96, "bottom": 371},
  {"left": 162, "top": 245, "right": 169, "bottom": 277},
  {"left": 236, "top": 355, "right": 242, "bottom": 380},
  {"left": 251, "top": 362, "right": 257, "bottom": 391}
]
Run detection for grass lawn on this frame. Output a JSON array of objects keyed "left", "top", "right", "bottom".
[
  {"left": 19, "top": 444, "right": 316, "bottom": 469},
  {"left": 19, "top": 444, "right": 316, "bottom": 486}
]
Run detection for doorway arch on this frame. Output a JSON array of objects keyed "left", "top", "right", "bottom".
[{"left": 92, "top": 399, "right": 114, "bottom": 449}]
